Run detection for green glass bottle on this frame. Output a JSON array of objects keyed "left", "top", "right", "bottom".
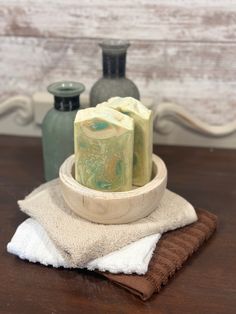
[{"left": 42, "top": 81, "right": 85, "bottom": 181}]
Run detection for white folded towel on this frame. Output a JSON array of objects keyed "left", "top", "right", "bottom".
[{"left": 7, "top": 218, "right": 161, "bottom": 275}]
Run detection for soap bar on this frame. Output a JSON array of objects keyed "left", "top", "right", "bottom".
[
  {"left": 74, "top": 107, "right": 134, "bottom": 192},
  {"left": 97, "top": 97, "right": 153, "bottom": 186}
]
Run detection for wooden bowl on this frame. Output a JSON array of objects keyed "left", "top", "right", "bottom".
[{"left": 59, "top": 154, "right": 167, "bottom": 224}]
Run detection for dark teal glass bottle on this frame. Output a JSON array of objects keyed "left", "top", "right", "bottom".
[
  {"left": 90, "top": 39, "right": 140, "bottom": 107},
  {"left": 42, "top": 81, "right": 85, "bottom": 181}
]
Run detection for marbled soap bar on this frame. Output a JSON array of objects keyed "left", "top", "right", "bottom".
[
  {"left": 74, "top": 107, "right": 134, "bottom": 192},
  {"left": 97, "top": 97, "right": 153, "bottom": 186}
]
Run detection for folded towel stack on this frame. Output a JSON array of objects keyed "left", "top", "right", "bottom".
[
  {"left": 14, "top": 179, "right": 197, "bottom": 267},
  {"left": 7, "top": 179, "right": 217, "bottom": 300}
]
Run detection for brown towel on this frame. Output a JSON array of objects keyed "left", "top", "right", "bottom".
[{"left": 101, "top": 209, "right": 217, "bottom": 300}]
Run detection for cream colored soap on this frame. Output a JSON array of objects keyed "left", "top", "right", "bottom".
[
  {"left": 97, "top": 97, "right": 153, "bottom": 186},
  {"left": 74, "top": 107, "right": 134, "bottom": 192}
]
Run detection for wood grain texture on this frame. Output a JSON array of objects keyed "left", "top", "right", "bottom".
[
  {"left": 59, "top": 154, "right": 167, "bottom": 224},
  {"left": 1, "top": 0, "right": 236, "bottom": 41},
  {"left": 1, "top": 36, "right": 236, "bottom": 125},
  {"left": 0, "top": 135, "right": 236, "bottom": 313},
  {"left": 1, "top": 0, "right": 236, "bottom": 135}
]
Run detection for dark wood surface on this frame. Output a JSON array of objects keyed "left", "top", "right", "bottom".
[{"left": 0, "top": 135, "right": 235, "bottom": 314}]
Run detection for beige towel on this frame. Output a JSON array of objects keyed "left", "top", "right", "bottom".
[{"left": 18, "top": 179, "right": 197, "bottom": 267}]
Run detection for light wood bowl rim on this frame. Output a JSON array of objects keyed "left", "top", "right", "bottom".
[{"left": 59, "top": 154, "right": 167, "bottom": 199}]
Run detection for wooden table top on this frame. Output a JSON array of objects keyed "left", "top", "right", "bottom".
[{"left": 0, "top": 135, "right": 235, "bottom": 314}]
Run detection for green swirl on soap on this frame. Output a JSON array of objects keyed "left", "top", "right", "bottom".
[
  {"left": 90, "top": 120, "right": 110, "bottom": 131},
  {"left": 95, "top": 181, "right": 112, "bottom": 190},
  {"left": 115, "top": 160, "right": 123, "bottom": 176},
  {"left": 76, "top": 129, "right": 131, "bottom": 192}
]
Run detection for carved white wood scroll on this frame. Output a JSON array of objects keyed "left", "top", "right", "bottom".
[
  {"left": 0, "top": 94, "right": 236, "bottom": 148},
  {"left": 153, "top": 102, "right": 236, "bottom": 137},
  {"left": 0, "top": 95, "right": 33, "bottom": 125}
]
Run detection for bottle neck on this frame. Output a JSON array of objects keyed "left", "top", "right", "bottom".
[
  {"left": 54, "top": 95, "right": 80, "bottom": 111},
  {"left": 102, "top": 52, "right": 126, "bottom": 78}
]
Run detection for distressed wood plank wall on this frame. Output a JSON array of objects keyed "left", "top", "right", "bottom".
[{"left": 1, "top": 0, "right": 236, "bottom": 126}]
